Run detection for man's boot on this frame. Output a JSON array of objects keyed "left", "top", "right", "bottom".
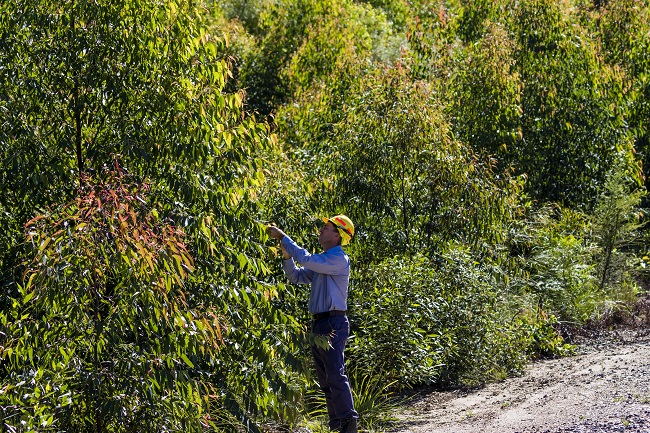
[{"left": 339, "top": 418, "right": 358, "bottom": 433}]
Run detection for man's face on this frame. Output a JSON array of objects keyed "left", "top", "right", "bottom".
[{"left": 318, "top": 222, "right": 341, "bottom": 248}]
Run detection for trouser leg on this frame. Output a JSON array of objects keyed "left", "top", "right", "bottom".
[
  {"left": 311, "top": 315, "right": 359, "bottom": 429},
  {"left": 312, "top": 345, "right": 340, "bottom": 430}
]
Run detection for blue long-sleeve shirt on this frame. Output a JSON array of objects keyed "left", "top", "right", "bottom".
[{"left": 281, "top": 235, "right": 350, "bottom": 314}]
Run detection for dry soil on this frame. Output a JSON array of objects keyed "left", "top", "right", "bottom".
[{"left": 392, "top": 328, "right": 650, "bottom": 433}]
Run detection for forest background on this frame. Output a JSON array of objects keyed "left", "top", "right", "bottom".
[{"left": 0, "top": 0, "right": 649, "bottom": 431}]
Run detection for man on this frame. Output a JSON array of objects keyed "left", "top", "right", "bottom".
[{"left": 267, "top": 215, "right": 359, "bottom": 433}]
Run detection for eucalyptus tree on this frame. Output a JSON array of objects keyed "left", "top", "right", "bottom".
[
  {"left": 0, "top": 0, "right": 303, "bottom": 430},
  {"left": 595, "top": 0, "right": 650, "bottom": 206},
  {"left": 508, "top": 0, "right": 640, "bottom": 209},
  {"left": 407, "top": 0, "right": 642, "bottom": 210},
  {"left": 237, "top": 0, "right": 391, "bottom": 118},
  {"left": 323, "top": 67, "right": 521, "bottom": 260},
  {"left": 448, "top": 21, "right": 522, "bottom": 170}
]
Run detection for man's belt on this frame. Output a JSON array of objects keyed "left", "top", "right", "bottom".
[{"left": 312, "top": 310, "right": 346, "bottom": 320}]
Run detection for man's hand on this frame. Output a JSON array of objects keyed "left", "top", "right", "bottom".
[
  {"left": 267, "top": 224, "right": 286, "bottom": 240},
  {"left": 268, "top": 225, "right": 290, "bottom": 259}
]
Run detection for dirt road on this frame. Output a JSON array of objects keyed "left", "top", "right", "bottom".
[{"left": 392, "top": 329, "right": 650, "bottom": 433}]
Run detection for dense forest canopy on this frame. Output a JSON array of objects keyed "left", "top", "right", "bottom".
[{"left": 1, "top": 0, "right": 648, "bottom": 431}]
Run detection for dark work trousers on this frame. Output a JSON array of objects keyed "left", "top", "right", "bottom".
[{"left": 311, "top": 314, "right": 359, "bottom": 429}]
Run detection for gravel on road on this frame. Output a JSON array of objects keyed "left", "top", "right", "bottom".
[{"left": 392, "top": 328, "right": 650, "bottom": 433}]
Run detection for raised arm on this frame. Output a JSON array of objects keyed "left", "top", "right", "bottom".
[{"left": 281, "top": 236, "right": 348, "bottom": 275}]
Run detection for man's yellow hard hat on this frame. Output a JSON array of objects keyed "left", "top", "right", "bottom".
[{"left": 322, "top": 215, "right": 354, "bottom": 246}]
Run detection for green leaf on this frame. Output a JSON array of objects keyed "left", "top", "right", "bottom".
[{"left": 180, "top": 353, "right": 194, "bottom": 368}]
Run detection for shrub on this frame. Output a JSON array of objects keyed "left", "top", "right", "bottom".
[
  {"left": 506, "top": 204, "right": 602, "bottom": 325},
  {"left": 347, "top": 249, "right": 528, "bottom": 388}
]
